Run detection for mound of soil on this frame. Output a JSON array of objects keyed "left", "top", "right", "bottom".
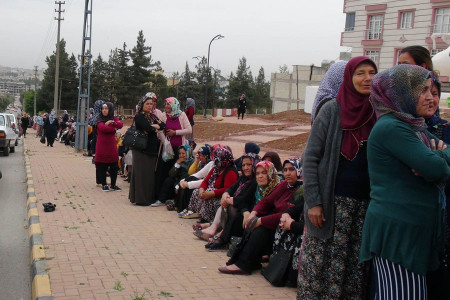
[{"left": 258, "top": 109, "right": 311, "bottom": 124}]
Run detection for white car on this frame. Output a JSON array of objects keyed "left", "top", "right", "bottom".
[
  {"left": 0, "top": 113, "right": 18, "bottom": 156},
  {"left": 4, "top": 113, "right": 19, "bottom": 142}
]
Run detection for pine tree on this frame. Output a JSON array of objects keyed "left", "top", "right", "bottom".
[
  {"left": 90, "top": 54, "right": 110, "bottom": 102},
  {"left": 225, "top": 57, "right": 254, "bottom": 110},
  {"left": 254, "top": 67, "right": 271, "bottom": 112},
  {"left": 129, "top": 30, "right": 152, "bottom": 102}
]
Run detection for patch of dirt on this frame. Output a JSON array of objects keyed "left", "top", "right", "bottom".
[
  {"left": 194, "top": 121, "right": 269, "bottom": 140},
  {"left": 258, "top": 109, "right": 311, "bottom": 124},
  {"left": 259, "top": 132, "right": 310, "bottom": 153}
]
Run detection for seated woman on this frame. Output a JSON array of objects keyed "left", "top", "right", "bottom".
[
  {"left": 176, "top": 144, "right": 214, "bottom": 214},
  {"left": 193, "top": 153, "right": 260, "bottom": 247},
  {"left": 183, "top": 145, "right": 238, "bottom": 221},
  {"left": 359, "top": 64, "right": 450, "bottom": 298},
  {"left": 218, "top": 158, "right": 302, "bottom": 275},
  {"left": 261, "top": 151, "right": 284, "bottom": 180},
  {"left": 234, "top": 142, "right": 260, "bottom": 171},
  {"left": 154, "top": 145, "right": 194, "bottom": 207}
]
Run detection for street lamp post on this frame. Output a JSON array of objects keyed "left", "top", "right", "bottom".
[{"left": 203, "top": 34, "right": 224, "bottom": 118}]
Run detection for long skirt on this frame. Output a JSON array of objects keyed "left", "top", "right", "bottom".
[
  {"left": 370, "top": 257, "right": 427, "bottom": 300},
  {"left": 129, "top": 150, "right": 156, "bottom": 206},
  {"left": 188, "top": 188, "right": 220, "bottom": 222},
  {"left": 298, "top": 195, "right": 370, "bottom": 300}
]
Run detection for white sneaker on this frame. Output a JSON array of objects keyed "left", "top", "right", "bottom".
[{"left": 150, "top": 200, "right": 164, "bottom": 207}]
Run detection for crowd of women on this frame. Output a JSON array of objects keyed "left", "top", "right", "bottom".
[{"left": 82, "top": 45, "right": 450, "bottom": 299}]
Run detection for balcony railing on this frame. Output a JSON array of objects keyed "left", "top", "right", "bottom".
[{"left": 364, "top": 29, "right": 383, "bottom": 40}]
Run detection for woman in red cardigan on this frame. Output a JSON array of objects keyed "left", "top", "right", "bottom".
[
  {"left": 218, "top": 157, "right": 302, "bottom": 275},
  {"left": 94, "top": 102, "right": 123, "bottom": 192},
  {"left": 183, "top": 144, "right": 238, "bottom": 221}
]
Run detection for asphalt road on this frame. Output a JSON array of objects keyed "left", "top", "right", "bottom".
[{"left": 0, "top": 138, "right": 31, "bottom": 300}]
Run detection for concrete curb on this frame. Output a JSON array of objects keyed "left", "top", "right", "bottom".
[{"left": 24, "top": 147, "right": 52, "bottom": 300}]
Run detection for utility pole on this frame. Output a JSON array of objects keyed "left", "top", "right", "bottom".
[
  {"left": 34, "top": 66, "right": 38, "bottom": 116},
  {"left": 54, "top": 1, "right": 65, "bottom": 115}
]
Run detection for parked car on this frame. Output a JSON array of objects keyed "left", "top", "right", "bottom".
[
  {"left": 4, "top": 113, "right": 19, "bottom": 145},
  {"left": 0, "top": 113, "right": 19, "bottom": 156}
]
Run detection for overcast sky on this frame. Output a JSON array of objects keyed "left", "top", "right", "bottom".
[{"left": 0, "top": 0, "right": 347, "bottom": 78}]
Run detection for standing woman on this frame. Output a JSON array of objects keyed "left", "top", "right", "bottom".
[
  {"left": 360, "top": 65, "right": 450, "bottom": 299},
  {"left": 156, "top": 97, "right": 192, "bottom": 196},
  {"left": 129, "top": 93, "right": 165, "bottom": 206},
  {"left": 21, "top": 113, "right": 29, "bottom": 138},
  {"left": 44, "top": 110, "right": 59, "bottom": 147},
  {"left": 237, "top": 93, "right": 247, "bottom": 120},
  {"left": 299, "top": 56, "right": 377, "bottom": 299},
  {"left": 184, "top": 98, "right": 195, "bottom": 140},
  {"left": 95, "top": 102, "right": 123, "bottom": 192}
]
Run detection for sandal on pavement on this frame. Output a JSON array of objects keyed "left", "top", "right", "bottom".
[
  {"left": 193, "top": 230, "right": 212, "bottom": 241},
  {"left": 182, "top": 211, "right": 200, "bottom": 219},
  {"left": 178, "top": 209, "right": 188, "bottom": 218}
]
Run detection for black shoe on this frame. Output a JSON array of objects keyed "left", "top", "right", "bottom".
[
  {"left": 110, "top": 185, "right": 121, "bottom": 191},
  {"left": 102, "top": 185, "right": 110, "bottom": 192},
  {"left": 42, "top": 202, "right": 56, "bottom": 212},
  {"left": 208, "top": 242, "right": 228, "bottom": 252}
]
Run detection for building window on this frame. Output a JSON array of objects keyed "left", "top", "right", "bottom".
[
  {"left": 400, "top": 11, "right": 413, "bottom": 29},
  {"left": 365, "top": 50, "right": 380, "bottom": 65},
  {"left": 431, "top": 48, "right": 444, "bottom": 56},
  {"left": 434, "top": 7, "right": 450, "bottom": 33},
  {"left": 345, "top": 12, "right": 355, "bottom": 31},
  {"left": 367, "top": 15, "right": 383, "bottom": 40}
]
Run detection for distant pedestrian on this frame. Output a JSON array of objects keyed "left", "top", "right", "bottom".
[
  {"left": 20, "top": 113, "right": 29, "bottom": 137},
  {"left": 36, "top": 113, "right": 44, "bottom": 137},
  {"left": 44, "top": 110, "right": 59, "bottom": 147},
  {"left": 237, "top": 93, "right": 247, "bottom": 120},
  {"left": 94, "top": 102, "right": 123, "bottom": 192}
]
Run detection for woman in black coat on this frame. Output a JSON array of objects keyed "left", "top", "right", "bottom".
[{"left": 44, "top": 110, "right": 59, "bottom": 147}]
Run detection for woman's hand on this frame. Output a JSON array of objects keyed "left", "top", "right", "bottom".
[
  {"left": 308, "top": 205, "right": 326, "bottom": 228},
  {"left": 198, "top": 188, "right": 205, "bottom": 199},
  {"left": 280, "top": 213, "right": 294, "bottom": 231},
  {"left": 151, "top": 124, "right": 160, "bottom": 130},
  {"left": 244, "top": 211, "right": 257, "bottom": 229},
  {"left": 431, "top": 139, "right": 447, "bottom": 151},
  {"left": 179, "top": 180, "right": 188, "bottom": 189},
  {"left": 105, "top": 120, "right": 114, "bottom": 126},
  {"left": 220, "top": 193, "right": 230, "bottom": 208},
  {"left": 166, "top": 129, "right": 176, "bottom": 137},
  {"left": 177, "top": 156, "right": 187, "bottom": 165},
  {"left": 252, "top": 218, "right": 262, "bottom": 231},
  {"left": 242, "top": 211, "right": 250, "bottom": 228},
  {"left": 199, "top": 190, "right": 214, "bottom": 200}
]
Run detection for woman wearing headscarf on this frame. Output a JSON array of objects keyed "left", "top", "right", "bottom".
[
  {"left": 311, "top": 60, "right": 347, "bottom": 123},
  {"left": 60, "top": 110, "right": 69, "bottom": 132},
  {"left": 299, "top": 56, "right": 377, "bottom": 299},
  {"left": 261, "top": 151, "right": 284, "bottom": 180},
  {"left": 89, "top": 100, "right": 105, "bottom": 163},
  {"left": 129, "top": 92, "right": 165, "bottom": 206},
  {"left": 198, "top": 153, "right": 261, "bottom": 249},
  {"left": 44, "top": 110, "right": 59, "bottom": 147},
  {"left": 183, "top": 145, "right": 238, "bottom": 221},
  {"left": 359, "top": 64, "right": 450, "bottom": 299},
  {"left": 20, "top": 113, "right": 29, "bottom": 138},
  {"left": 219, "top": 158, "right": 301, "bottom": 275},
  {"left": 154, "top": 97, "right": 192, "bottom": 203},
  {"left": 184, "top": 97, "right": 195, "bottom": 140},
  {"left": 94, "top": 102, "right": 123, "bottom": 192},
  {"left": 154, "top": 144, "right": 194, "bottom": 207}
]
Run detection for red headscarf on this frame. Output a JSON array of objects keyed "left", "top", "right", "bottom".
[{"left": 336, "top": 56, "right": 377, "bottom": 161}]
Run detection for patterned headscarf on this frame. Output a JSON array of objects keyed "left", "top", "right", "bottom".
[
  {"left": 255, "top": 161, "right": 280, "bottom": 202},
  {"left": 89, "top": 100, "right": 105, "bottom": 125},
  {"left": 179, "top": 144, "right": 194, "bottom": 165},
  {"left": 283, "top": 157, "right": 302, "bottom": 179},
  {"left": 185, "top": 98, "right": 195, "bottom": 111},
  {"left": 165, "top": 97, "right": 182, "bottom": 117},
  {"left": 97, "top": 102, "right": 115, "bottom": 123},
  {"left": 205, "top": 145, "right": 235, "bottom": 189},
  {"left": 240, "top": 153, "right": 261, "bottom": 175},
  {"left": 337, "top": 56, "right": 377, "bottom": 161},
  {"left": 233, "top": 153, "right": 261, "bottom": 198},
  {"left": 311, "top": 60, "right": 347, "bottom": 122},
  {"left": 371, "top": 64, "right": 431, "bottom": 142},
  {"left": 49, "top": 110, "right": 56, "bottom": 124},
  {"left": 136, "top": 92, "right": 157, "bottom": 115}
]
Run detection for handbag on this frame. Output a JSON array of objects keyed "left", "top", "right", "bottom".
[
  {"left": 161, "top": 137, "right": 174, "bottom": 162},
  {"left": 122, "top": 119, "right": 148, "bottom": 151},
  {"left": 227, "top": 236, "right": 243, "bottom": 257},
  {"left": 40, "top": 135, "right": 46, "bottom": 144},
  {"left": 261, "top": 248, "right": 292, "bottom": 287}
]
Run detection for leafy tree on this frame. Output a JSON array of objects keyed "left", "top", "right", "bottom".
[
  {"left": 38, "top": 39, "right": 78, "bottom": 112},
  {"left": 129, "top": 30, "right": 152, "bottom": 103},
  {"left": 0, "top": 95, "right": 14, "bottom": 112},
  {"left": 254, "top": 67, "right": 271, "bottom": 112},
  {"left": 225, "top": 57, "right": 254, "bottom": 110}
]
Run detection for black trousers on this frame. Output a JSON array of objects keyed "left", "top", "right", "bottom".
[
  {"left": 220, "top": 206, "right": 244, "bottom": 243},
  {"left": 47, "top": 137, "right": 56, "bottom": 146},
  {"left": 238, "top": 109, "right": 245, "bottom": 119},
  {"left": 158, "top": 177, "right": 177, "bottom": 202},
  {"left": 97, "top": 162, "right": 118, "bottom": 186},
  {"left": 234, "top": 226, "right": 275, "bottom": 273}
]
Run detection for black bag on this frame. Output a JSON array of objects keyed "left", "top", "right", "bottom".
[
  {"left": 227, "top": 236, "right": 242, "bottom": 257},
  {"left": 122, "top": 120, "right": 148, "bottom": 151},
  {"left": 261, "top": 248, "right": 292, "bottom": 287},
  {"left": 40, "top": 135, "right": 46, "bottom": 144}
]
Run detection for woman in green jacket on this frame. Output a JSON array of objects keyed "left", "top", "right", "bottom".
[{"left": 360, "top": 64, "right": 450, "bottom": 299}]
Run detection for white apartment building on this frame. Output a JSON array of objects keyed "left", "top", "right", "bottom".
[{"left": 341, "top": 0, "right": 450, "bottom": 80}]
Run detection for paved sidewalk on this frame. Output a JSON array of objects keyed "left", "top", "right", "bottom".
[{"left": 25, "top": 133, "right": 297, "bottom": 299}]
